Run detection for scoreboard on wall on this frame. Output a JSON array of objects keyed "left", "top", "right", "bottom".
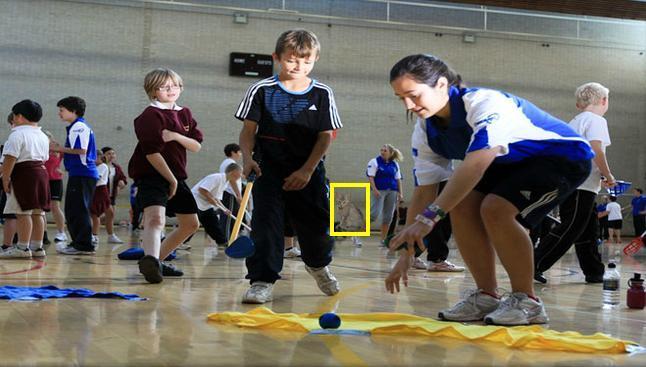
[{"left": 229, "top": 52, "right": 273, "bottom": 78}]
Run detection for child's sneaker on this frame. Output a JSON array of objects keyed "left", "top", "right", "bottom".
[
  {"left": 284, "top": 247, "right": 301, "bottom": 258},
  {"left": 412, "top": 257, "right": 427, "bottom": 269},
  {"left": 438, "top": 289, "right": 500, "bottom": 322},
  {"left": 31, "top": 248, "right": 46, "bottom": 258},
  {"left": 177, "top": 243, "right": 191, "bottom": 251},
  {"left": 0, "top": 246, "right": 31, "bottom": 259},
  {"left": 352, "top": 237, "right": 362, "bottom": 247},
  {"left": 108, "top": 234, "right": 123, "bottom": 244},
  {"left": 242, "top": 282, "right": 274, "bottom": 304},
  {"left": 428, "top": 260, "right": 465, "bottom": 272},
  {"left": 305, "top": 265, "right": 340, "bottom": 296},
  {"left": 57, "top": 245, "right": 96, "bottom": 256},
  {"left": 161, "top": 262, "right": 184, "bottom": 277},
  {"left": 484, "top": 292, "right": 549, "bottom": 326},
  {"left": 92, "top": 235, "right": 99, "bottom": 245},
  {"left": 138, "top": 255, "right": 163, "bottom": 284},
  {"left": 54, "top": 232, "right": 68, "bottom": 242}
]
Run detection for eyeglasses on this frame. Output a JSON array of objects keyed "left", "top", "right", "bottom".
[{"left": 157, "top": 85, "right": 182, "bottom": 92}]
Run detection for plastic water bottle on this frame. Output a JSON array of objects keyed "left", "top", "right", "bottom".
[{"left": 603, "top": 263, "right": 621, "bottom": 308}]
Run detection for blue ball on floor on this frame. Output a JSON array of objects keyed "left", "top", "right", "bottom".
[{"left": 318, "top": 313, "right": 341, "bottom": 329}]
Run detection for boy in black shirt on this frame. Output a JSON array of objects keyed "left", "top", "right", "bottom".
[{"left": 235, "top": 29, "right": 342, "bottom": 303}]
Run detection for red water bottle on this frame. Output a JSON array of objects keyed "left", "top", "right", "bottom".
[{"left": 627, "top": 273, "right": 645, "bottom": 309}]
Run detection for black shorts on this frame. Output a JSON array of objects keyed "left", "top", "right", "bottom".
[
  {"left": 474, "top": 156, "right": 591, "bottom": 229},
  {"left": 49, "top": 180, "right": 63, "bottom": 201},
  {"left": 135, "top": 175, "right": 198, "bottom": 217},
  {"left": 608, "top": 220, "right": 622, "bottom": 229}
]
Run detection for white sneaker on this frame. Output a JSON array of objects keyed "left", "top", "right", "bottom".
[
  {"left": 412, "top": 257, "right": 427, "bottom": 269},
  {"left": 108, "top": 234, "right": 123, "bottom": 244},
  {"left": 284, "top": 247, "right": 301, "bottom": 258},
  {"left": 352, "top": 237, "right": 362, "bottom": 247},
  {"left": 242, "top": 282, "right": 274, "bottom": 304},
  {"left": 428, "top": 260, "right": 465, "bottom": 272},
  {"left": 56, "top": 245, "right": 96, "bottom": 256},
  {"left": 92, "top": 235, "right": 99, "bottom": 245},
  {"left": 484, "top": 292, "right": 549, "bottom": 326},
  {"left": 0, "top": 246, "right": 31, "bottom": 259},
  {"left": 438, "top": 289, "right": 500, "bottom": 322},
  {"left": 31, "top": 248, "right": 46, "bottom": 258},
  {"left": 305, "top": 265, "right": 340, "bottom": 296},
  {"left": 54, "top": 232, "right": 68, "bottom": 242},
  {"left": 178, "top": 243, "right": 192, "bottom": 251}
]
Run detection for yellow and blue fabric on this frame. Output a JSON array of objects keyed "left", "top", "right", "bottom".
[
  {"left": 208, "top": 307, "right": 637, "bottom": 354},
  {"left": 0, "top": 285, "right": 145, "bottom": 301}
]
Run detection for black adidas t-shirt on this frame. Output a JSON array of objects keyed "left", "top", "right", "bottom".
[{"left": 235, "top": 76, "right": 342, "bottom": 171}]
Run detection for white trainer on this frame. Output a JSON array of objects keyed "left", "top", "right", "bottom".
[
  {"left": 305, "top": 265, "right": 340, "bottom": 296},
  {"left": 352, "top": 237, "right": 362, "bottom": 247},
  {"left": 428, "top": 260, "right": 465, "bottom": 272},
  {"left": 242, "top": 282, "right": 274, "bottom": 304},
  {"left": 108, "top": 234, "right": 124, "bottom": 244},
  {"left": 0, "top": 246, "right": 31, "bottom": 259},
  {"left": 412, "top": 257, "right": 427, "bottom": 269},
  {"left": 91, "top": 235, "right": 99, "bottom": 245},
  {"left": 54, "top": 232, "right": 68, "bottom": 242},
  {"left": 438, "top": 289, "right": 500, "bottom": 322},
  {"left": 484, "top": 292, "right": 549, "bottom": 326},
  {"left": 284, "top": 247, "right": 301, "bottom": 258},
  {"left": 31, "top": 248, "right": 46, "bottom": 258}
]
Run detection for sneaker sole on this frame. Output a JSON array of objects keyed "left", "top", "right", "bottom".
[
  {"left": 241, "top": 297, "right": 272, "bottom": 304},
  {"left": 484, "top": 315, "right": 549, "bottom": 326},
  {"left": 428, "top": 267, "right": 465, "bottom": 272},
  {"left": 438, "top": 312, "right": 485, "bottom": 322},
  {"left": 139, "top": 259, "right": 163, "bottom": 284}
]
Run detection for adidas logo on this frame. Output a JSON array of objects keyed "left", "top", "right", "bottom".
[{"left": 308, "top": 104, "right": 317, "bottom": 111}]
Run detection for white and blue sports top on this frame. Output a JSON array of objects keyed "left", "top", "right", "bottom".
[{"left": 411, "top": 86, "right": 594, "bottom": 187}]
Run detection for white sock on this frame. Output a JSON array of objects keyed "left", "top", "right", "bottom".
[
  {"left": 29, "top": 241, "right": 43, "bottom": 250},
  {"left": 17, "top": 242, "right": 30, "bottom": 250}
]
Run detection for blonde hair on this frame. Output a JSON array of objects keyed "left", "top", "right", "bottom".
[
  {"left": 384, "top": 144, "right": 404, "bottom": 162},
  {"left": 275, "top": 29, "right": 320, "bottom": 58},
  {"left": 575, "top": 82, "right": 609, "bottom": 108},
  {"left": 143, "top": 68, "right": 184, "bottom": 100}
]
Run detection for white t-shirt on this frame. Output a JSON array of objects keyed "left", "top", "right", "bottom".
[
  {"left": 411, "top": 119, "right": 453, "bottom": 186},
  {"left": 219, "top": 158, "right": 242, "bottom": 196},
  {"left": 606, "top": 201, "right": 622, "bottom": 221},
  {"left": 568, "top": 111, "right": 611, "bottom": 193},
  {"left": 191, "top": 173, "right": 229, "bottom": 211},
  {"left": 2, "top": 125, "right": 49, "bottom": 163},
  {"left": 96, "top": 163, "right": 109, "bottom": 186}
]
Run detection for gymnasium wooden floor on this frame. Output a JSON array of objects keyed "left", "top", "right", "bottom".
[{"left": 1, "top": 228, "right": 646, "bottom": 366}]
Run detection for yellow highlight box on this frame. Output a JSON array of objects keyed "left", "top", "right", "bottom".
[{"left": 329, "top": 182, "right": 371, "bottom": 237}]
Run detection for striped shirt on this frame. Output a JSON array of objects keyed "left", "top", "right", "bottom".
[{"left": 235, "top": 76, "right": 342, "bottom": 170}]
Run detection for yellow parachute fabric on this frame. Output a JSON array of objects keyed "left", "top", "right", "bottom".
[{"left": 207, "top": 307, "right": 636, "bottom": 354}]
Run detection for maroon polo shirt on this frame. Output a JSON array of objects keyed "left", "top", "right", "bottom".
[{"left": 128, "top": 105, "right": 203, "bottom": 181}]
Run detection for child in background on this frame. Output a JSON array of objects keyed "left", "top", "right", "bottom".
[
  {"left": 44, "top": 131, "right": 67, "bottom": 243},
  {"left": 51, "top": 96, "right": 99, "bottom": 255},
  {"left": 236, "top": 29, "right": 342, "bottom": 303},
  {"left": 101, "top": 146, "right": 128, "bottom": 244},
  {"left": 191, "top": 163, "right": 243, "bottom": 246},
  {"left": 606, "top": 195, "right": 623, "bottom": 244},
  {"left": 129, "top": 182, "right": 142, "bottom": 232},
  {"left": 0, "top": 100, "right": 50, "bottom": 258},
  {"left": 90, "top": 150, "right": 110, "bottom": 245},
  {"left": 0, "top": 113, "right": 17, "bottom": 252},
  {"left": 128, "top": 68, "right": 202, "bottom": 283}
]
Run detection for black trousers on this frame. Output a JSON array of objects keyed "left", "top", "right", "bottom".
[
  {"left": 65, "top": 176, "right": 97, "bottom": 251},
  {"left": 245, "top": 162, "right": 333, "bottom": 284},
  {"left": 219, "top": 190, "right": 242, "bottom": 240},
  {"left": 634, "top": 215, "right": 646, "bottom": 237},
  {"left": 534, "top": 189, "right": 604, "bottom": 278},
  {"left": 198, "top": 208, "right": 227, "bottom": 244}
]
